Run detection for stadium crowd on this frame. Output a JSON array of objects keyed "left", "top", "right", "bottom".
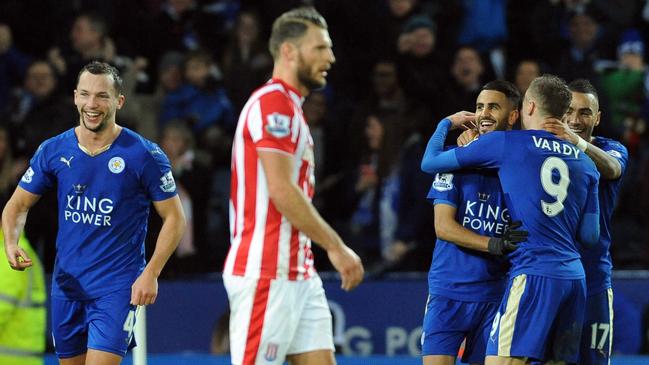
[{"left": 1, "top": 0, "right": 649, "bottom": 277}]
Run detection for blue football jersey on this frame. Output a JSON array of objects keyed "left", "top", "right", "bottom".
[
  {"left": 580, "top": 137, "right": 628, "bottom": 295},
  {"left": 422, "top": 120, "right": 600, "bottom": 279},
  {"left": 19, "top": 128, "right": 177, "bottom": 299},
  {"left": 427, "top": 169, "right": 509, "bottom": 302}
]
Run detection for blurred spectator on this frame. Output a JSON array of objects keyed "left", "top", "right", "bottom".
[
  {"left": 0, "top": 60, "right": 76, "bottom": 160},
  {"left": 377, "top": 0, "right": 421, "bottom": 59},
  {"left": 221, "top": 11, "right": 272, "bottom": 112},
  {"left": 396, "top": 14, "right": 448, "bottom": 117},
  {"left": 160, "top": 50, "right": 235, "bottom": 136},
  {"left": 555, "top": 10, "right": 607, "bottom": 82},
  {"left": 48, "top": 12, "right": 112, "bottom": 91},
  {"left": 382, "top": 130, "right": 433, "bottom": 272},
  {"left": 596, "top": 29, "right": 647, "bottom": 143},
  {"left": 439, "top": 46, "right": 485, "bottom": 118},
  {"left": 149, "top": 121, "right": 213, "bottom": 275},
  {"left": 125, "top": 51, "right": 186, "bottom": 141},
  {"left": 456, "top": 0, "right": 507, "bottom": 78},
  {"left": 0, "top": 126, "right": 21, "bottom": 208},
  {"left": 344, "top": 114, "right": 406, "bottom": 268},
  {"left": 351, "top": 59, "right": 431, "bottom": 157},
  {"left": 513, "top": 59, "right": 542, "bottom": 95},
  {"left": 0, "top": 23, "right": 30, "bottom": 112},
  {"left": 149, "top": 0, "right": 238, "bottom": 61}
]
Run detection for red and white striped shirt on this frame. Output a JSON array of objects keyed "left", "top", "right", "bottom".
[{"left": 223, "top": 79, "right": 316, "bottom": 280}]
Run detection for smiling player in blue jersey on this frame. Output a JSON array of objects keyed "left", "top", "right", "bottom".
[
  {"left": 542, "top": 79, "right": 628, "bottom": 365},
  {"left": 421, "top": 75, "right": 600, "bottom": 365},
  {"left": 422, "top": 80, "right": 528, "bottom": 365},
  {"left": 2, "top": 61, "right": 186, "bottom": 365}
]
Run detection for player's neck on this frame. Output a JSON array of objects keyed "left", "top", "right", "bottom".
[
  {"left": 272, "top": 65, "right": 308, "bottom": 97},
  {"left": 76, "top": 123, "right": 122, "bottom": 156}
]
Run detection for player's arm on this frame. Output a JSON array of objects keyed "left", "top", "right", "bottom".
[
  {"left": 578, "top": 178, "right": 600, "bottom": 248},
  {"left": 421, "top": 112, "right": 501, "bottom": 174},
  {"left": 1, "top": 187, "right": 41, "bottom": 270},
  {"left": 542, "top": 119, "right": 622, "bottom": 179},
  {"left": 435, "top": 203, "right": 526, "bottom": 255},
  {"left": 259, "top": 150, "right": 364, "bottom": 291},
  {"left": 434, "top": 203, "right": 490, "bottom": 252},
  {"left": 131, "top": 196, "right": 186, "bottom": 305}
]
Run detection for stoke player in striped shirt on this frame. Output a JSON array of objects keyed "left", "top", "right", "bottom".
[{"left": 222, "top": 7, "right": 364, "bottom": 365}]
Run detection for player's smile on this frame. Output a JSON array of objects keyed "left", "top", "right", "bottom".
[{"left": 478, "top": 118, "right": 496, "bottom": 134}]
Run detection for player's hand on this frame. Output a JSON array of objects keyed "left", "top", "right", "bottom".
[
  {"left": 327, "top": 243, "right": 364, "bottom": 291},
  {"left": 541, "top": 118, "right": 579, "bottom": 145},
  {"left": 131, "top": 269, "right": 158, "bottom": 306},
  {"left": 457, "top": 128, "right": 479, "bottom": 146},
  {"left": 446, "top": 111, "right": 476, "bottom": 130},
  {"left": 488, "top": 221, "right": 528, "bottom": 256},
  {"left": 4, "top": 243, "right": 33, "bottom": 271}
]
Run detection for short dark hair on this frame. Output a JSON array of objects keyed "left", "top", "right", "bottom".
[
  {"left": 268, "top": 7, "right": 327, "bottom": 59},
  {"left": 482, "top": 80, "right": 521, "bottom": 109},
  {"left": 568, "top": 78, "right": 598, "bottom": 99},
  {"left": 77, "top": 61, "right": 123, "bottom": 95},
  {"left": 528, "top": 74, "right": 571, "bottom": 118}
]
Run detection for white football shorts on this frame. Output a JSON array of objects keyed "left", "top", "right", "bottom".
[{"left": 223, "top": 274, "right": 335, "bottom": 365}]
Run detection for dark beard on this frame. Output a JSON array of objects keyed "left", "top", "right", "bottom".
[
  {"left": 82, "top": 116, "right": 108, "bottom": 133},
  {"left": 297, "top": 68, "right": 325, "bottom": 92},
  {"left": 296, "top": 52, "right": 326, "bottom": 92}
]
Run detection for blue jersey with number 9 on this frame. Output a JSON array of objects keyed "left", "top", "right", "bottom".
[{"left": 422, "top": 122, "right": 600, "bottom": 280}]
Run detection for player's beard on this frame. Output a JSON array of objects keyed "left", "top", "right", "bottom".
[
  {"left": 296, "top": 53, "right": 326, "bottom": 92},
  {"left": 478, "top": 117, "right": 508, "bottom": 135},
  {"left": 81, "top": 110, "right": 111, "bottom": 133}
]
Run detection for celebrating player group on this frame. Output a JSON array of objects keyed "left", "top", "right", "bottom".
[{"left": 421, "top": 75, "right": 626, "bottom": 365}]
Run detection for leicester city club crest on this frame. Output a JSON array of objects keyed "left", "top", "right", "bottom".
[{"left": 108, "top": 157, "right": 125, "bottom": 174}]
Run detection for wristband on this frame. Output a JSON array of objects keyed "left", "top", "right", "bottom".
[{"left": 576, "top": 136, "right": 589, "bottom": 152}]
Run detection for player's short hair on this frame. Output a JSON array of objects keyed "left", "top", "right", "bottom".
[
  {"left": 527, "top": 74, "right": 571, "bottom": 119},
  {"left": 268, "top": 7, "right": 328, "bottom": 59},
  {"left": 77, "top": 61, "right": 123, "bottom": 95},
  {"left": 568, "top": 79, "right": 599, "bottom": 99},
  {"left": 482, "top": 80, "right": 521, "bottom": 109}
]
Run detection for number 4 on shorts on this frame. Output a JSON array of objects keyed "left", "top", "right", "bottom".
[{"left": 123, "top": 309, "right": 136, "bottom": 337}]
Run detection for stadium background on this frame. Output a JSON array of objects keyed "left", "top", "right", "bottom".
[{"left": 2, "top": 0, "right": 649, "bottom": 363}]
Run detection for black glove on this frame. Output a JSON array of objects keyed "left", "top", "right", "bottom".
[{"left": 488, "top": 221, "right": 528, "bottom": 256}]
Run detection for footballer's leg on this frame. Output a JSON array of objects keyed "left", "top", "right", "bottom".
[
  {"left": 423, "top": 355, "right": 456, "bottom": 365},
  {"left": 59, "top": 354, "right": 86, "bottom": 365},
  {"left": 52, "top": 297, "right": 88, "bottom": 364},
  {"left": 286, "top": 277, "right": 336, "bottom": 365},
  {"left": 287, "top": 349, "right": 336, "bottom": 365},
  {"left": 84, "top": 349, "right": 123, "bottom": 365},
  {"left": 485, "top": 355, "right": 528, "bottom": 365},
  {"left": 422, "top": 295, "right": 482, "bottom": 365},
  {"left": 579, "top": 289, "right": 613, "bottom": 365},
  {"left": 86, "top": 289, "right": 137, "bottom": 364}
]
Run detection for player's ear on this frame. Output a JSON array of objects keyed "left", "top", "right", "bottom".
[
  {"left": 508, "top": 109, "right": 519, "bottom": 127},
  {"left": 280, "top": 41, "right": 298, "bottom": 63},
  {"left": 594, "top": 110, "right": 601, "bottom": 127},
  {"left": 116, "top": 94, "right": 125, "bottom": 110},
  {"left": 527, "top": 99, "right": 535, "bottom": 116}
]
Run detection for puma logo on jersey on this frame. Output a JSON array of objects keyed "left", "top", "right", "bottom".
[{"left": 60, "top": 156, "right": 74, "bottom": 167}]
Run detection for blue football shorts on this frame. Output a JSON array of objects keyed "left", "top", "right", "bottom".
[
  {"left": 422, "top": 294, "right": 500, "bottom": 364},
  {"left": 579, "top": 288, "right": 613, "bottom": 365},
  {"left": 486, "top": 274, "right": 586, "bottom": 363},
  {"left": 51, "top": 289, "right": 137, "bottom": 358}
]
